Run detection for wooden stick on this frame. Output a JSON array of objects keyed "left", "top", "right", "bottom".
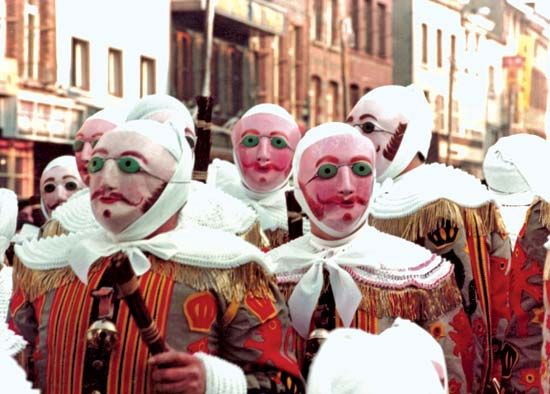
[{"left": 193, "top": 96, "right": 215, "bottom": 182}]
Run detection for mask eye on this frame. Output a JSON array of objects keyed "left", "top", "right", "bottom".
[
  {"left": 185, "top": 135, "right": 197, "bottom": 150},
  {"left": 351, "top": 162, "right": 372, "bottom": 177},
  {"left": 43, "top": 183, "right": 56, "bottom": 193},
  {"left": 91, "top": 140, "right": 99, "bottom": 148},
  {"left": 271, "top": 136, "right": 288, "bottom": 149},
  {"left": 65, "top": 181, "right": 79, "bottom": 191},
  {"left": 73, "top": 140, "right": 84, "bottom": 152},
  {"left": 88, "top": 157, "right": 105, "bottom": 174},
  {"left": 241, "top": 134, "right": 260, "bottom": 147},
  {"left": 317, "top": 164, "right": 338, "bottom": 179},
  {"left": 360, "top": 122, "right": 376, "bottom": 134},
  {"left": 117, "top": 157, "right": 141, "bottom": 174}
]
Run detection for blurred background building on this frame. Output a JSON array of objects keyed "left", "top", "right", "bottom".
[{"left": 0, "top": 0, "right": 549, "bottom": 195}]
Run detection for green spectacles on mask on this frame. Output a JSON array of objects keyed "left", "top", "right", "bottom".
[
  {"left": 87, "top": 156, "right": 142, "bottom": 174},
  {"left": 240, "top": 134, "right": 290, "bottom": 150},
  {"left": 73, "top": 139, "right": 99, "bottom": 153},
  {"left": 306, "top": 161, "right": 373, "bottom": 184}
]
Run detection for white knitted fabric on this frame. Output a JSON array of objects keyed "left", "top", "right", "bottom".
[
  {"left": 194, "top": 352, "right": 247, "bottom": 394},
  {"left": 0, "top": 352, "right": 38, "bottom": 393},
  {"left": 370, "top": 162, "right": 494, "bottom": 219},
  {"left": 348, "top": 85, "right": 433, "bottom": 183},
  {"left": 51, "top": 188, "right": 97, "bottom": 233},
  {"left": 487, "top": 190, "right": 533, "bottom": 247},
  {"left": 0, "top": 189, "right": 17, "bottom": 255},
  {"left": 11, "top": 224, "right": 39, "bottom": 244},
  {"left": 291, "top": 122, "right": 374, "bottom": 238},
  {"left": 0, "top": 267, "right": 26, "bottom": 357},
  {"left": 126, "top": 94, "right": 196, "bottom": 137},
  {"left": 307, "top": 319, "right": 447, "bottom": 394},
  {"left": 271, "top": 225, "right": 450, "bottom": 338},
  {"left": 207, "top": 159, "right": 288, "bottom": 232},
  {"left": 87, "top": 101, "right": 133, "bottom": 125}
]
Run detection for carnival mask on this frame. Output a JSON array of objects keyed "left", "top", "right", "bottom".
[
  {"left": 74, "top": 119, "right": 118, "bottom": 185},
  {"left": 295, "top": 124, "right": 376, "bottom": 238},
  {"left": 40, "top": 156, "right": 85, "bottom": 217},
  {"left": 232, "top": 105, "right": 301, "bottom": 193},
  {"left": 89, "top": 131, "right": 176, "bottom": 234},
  {"left": 346, "top": 85, "right": 432, "bottom": 182}
]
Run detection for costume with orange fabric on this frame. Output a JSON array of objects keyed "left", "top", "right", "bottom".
[
  {"left": 12, "top": 119, "right": 303, "bottom": 393},
  {"left": 270, "top": 123, "right": 470, "bottom": 392},
  {"left": 347, "top": 85, "right": 511, "bottom": 393}
]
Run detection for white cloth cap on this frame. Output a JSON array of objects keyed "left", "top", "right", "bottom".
[
  {"left": 241, "top": 103, "right": 296, "bottom": 124},
  {"left": 126, "top": 94, "right": 196, "bottom": 137},
  {"left": 483, "top": 133, "right": 550, "bottom": 199},
  {"left": 353, "top": 85, "right": 433, "bottom": 182},
  {"left": 87, "top": 101, "right": 133, "bottom": 126},
  {"left": 307, "top": 319, "right": 447, "bottom": 394},
  {"left": 292, "top": 122, "right": 373, "bottom": 238}
]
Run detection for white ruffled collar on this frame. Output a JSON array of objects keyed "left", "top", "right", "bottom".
[
  {"left": 207, "top": 159, "right": 289, "bottom": 231},
  {"left": 371, "top": 163, "right": 494, "bottom": 219}
]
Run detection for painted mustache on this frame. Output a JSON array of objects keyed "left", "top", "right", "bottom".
[
  {"left": 318, "top": 195, "right": 368, "bottom": 206},
  {"left": 241, "top": 161, "right": 287, "bottom": 172},
  {"left": 91, "top": 189, "right": 141, "bottom": 206}
]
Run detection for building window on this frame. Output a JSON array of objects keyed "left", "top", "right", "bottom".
[
  {"left": 475, "top": 33, "right": 480, "bottom": 52},
  {"left": 24, "top": 2, "right": 39, "bottom": 80},
  {"left": 291, "top": 26, "right": 303, "bottom": 118},
  {"left": 465, "top": 30, "right": 470, "bottom": 52},
  {"left": 488, "top": 65, "right": 495, "bottom": 94},
  {"left": 451, "top": 100, "right": 459, "bottom": 134},
  {"left": 450, "top": 34, "right": 456, "bottom": 63},
  {"left": 229, "top": 47, "right": 243, "bottom": 115},
  {"left": 314, "top": 0, "right": 323, "bottom": 42},
  {"left": 140, "top": 56, "right": 156, "bottom": 97},
  {"left": 108, "top": 48, "right": 123, "bottom": 97},
  {"left": 436, "top": 29, "right": 442, "bottom": 68},
  {"left": 351, "top": 0, "right": 360, "bottom": 50},
  {"left": 365, "top": 0, "right": 373, "bottom": 54},
  {"left": 0, "top": 141, "right": 34, "bottom": 197},
  {"left": 175, "top": 32, "right": 194, "bottom": 101},
  {"left": 530, "top": 68, "right": 548, "bottom": 111},
  {"left": 273, "top": 36, "right": 280, "bottom": 103},
  {"left": 311, "top": 76, "right": 322, "bottom": 126},
  {"left": 421, "top": 24, "right": 428, "bottom": 64},
  {"left": 377, "top": 3, "right": 386, "bottom": 58},
  {"left": 435, "top": 95, "right": 444, "bottom": 131},
  {"left": 331, "top": 0, "right": 339, "bottom": 46},
  {"left": 350, "top": 84, "right": 360, "bottom": 107},
  {"left": 328, "top": 81, "right": 339, "bottom": 121},
  {"left": 71, "top": 38, "right": 90, "bottom": 90}
]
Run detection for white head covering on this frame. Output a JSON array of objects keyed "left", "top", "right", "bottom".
[
  {"left": 292, "top": 122, "right": 374, "bottom": 238},
  {"left": 39, "top": 155, "right": 82, "bottom": 219},
  {"left": 307, "top": 319, "right": 447, "bottom": 394},
  {"left": 126, "top": 94, "right": 196, "bottom": 138},
  {"left": 483, "top": 133, "right": 550, "bottom": 244},
  {"left": 87, "top": 101, "right": 133, "bottom": 125},
  {"left": 352, "top": 85, "right": 433, "bottom": 182}
]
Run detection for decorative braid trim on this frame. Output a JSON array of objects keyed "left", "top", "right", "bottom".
[
  {"left": 13, "top": 255, "right": 77, "bottom": 301},
  {"left": 278, "top": 273, "right": 462, "bottom": 321},
  {"left": 264, "top": 228, "right": 289, "bottom": 249},
  {"left": 536, "top": 198, "right": 550, "bottom": 231},
  {"left": 241, "top": 220, "right": 270, "bottom": 249},
  {"left": 148, "top": 256, "right": 275, "bottom": 302},
  {"left": 369, "top": 199, "right": 464, "bottom": 241},
  {"left": 39, "top": 219, "right": 69, "bottom": 239}
]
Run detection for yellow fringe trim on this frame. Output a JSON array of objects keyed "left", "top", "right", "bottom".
[
  {"left": 264, "top": 228, "right": 289, "bottom": 249},
  {"left": 39, "top": 219, "right": 69, "bottom": 239},
  {"left": 12, "top": 256, "right": 76, "bottom": 302},
  {"left": 369, "top": 199, "right": 507, "bottom": 241},
  {"left": 537, "top": 198, "right": 550, "bottom": 231},
  {"left": 148, "top": 256, "right": 274, "bottom": 302},
  {"left": 278, "top": 274, "right": 463, "bottom": 322},
  {"left": 369, "top": 199, "right": 463, "bottom": 241},
  {"left": 241, "top": 220, "right": 271, "bottom": 250}
]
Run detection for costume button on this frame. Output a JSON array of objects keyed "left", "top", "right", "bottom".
[
  {"left": 91, "top": 391, "right": 101, "bottom": 394},
  {"left": 325, "top": 250, "right": 335, "bottom": 258}
]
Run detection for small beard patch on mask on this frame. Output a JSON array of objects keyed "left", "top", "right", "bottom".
[
  {"left": 383, "top": 122, "right": 407, "bottom": 162},
  {"left": 141, "top": 182, "right": 168, "bottom": 213}
]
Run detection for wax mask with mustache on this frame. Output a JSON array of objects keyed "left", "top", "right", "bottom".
[
  {"left": 89, "top": 131, "right": 177, "bottom": 234},
  {"left": 74, "top": 105, "right": 130, "bottom": 185},
  {"left": 346, "top": 85, "right": 432, "bottom": 182},
  {"left": 231, "top": 104, "right": 301, "bottom": 193},
  {"left": 294, "top": 123, "right": 376, "bottom": 238},
  {"left": 40, "top": 156, "right": 85, "bottom": 217}
]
